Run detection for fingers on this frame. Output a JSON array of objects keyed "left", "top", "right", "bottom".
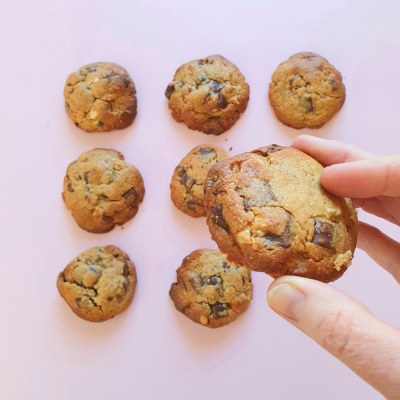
[
  {"left": 293, "top": 136, "right": 400, "bottom": 198},
  {"left": 355, "top": 198, "right": 400, "bottom": 226},
  {"left": 357, "top": 221, "right": 400, "bottom": 284},
  {"left": 267, "top": 276, "right": 400, "bottom": 399},
  {"left": 322, "top": 157, "right": 400, "bottom": 198},
  {"left": 293, "top": 135, "right": 372, "bottom": 166}
]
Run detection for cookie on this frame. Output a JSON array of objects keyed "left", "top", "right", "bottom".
[
  {"left": 204, "top": 145, "right": 358, "bottom": 283},
  {"left": 269, "top": 52, "right": 345, "bottom": 129},
  {"left": 57, "top": 246, "right": 137, "bottom": 322},
  {"left": 62, "top": 148, "right": 144, "bottom": 233},
  {"left": 64, "top": 62, "right": 137, "bottom": 132},
  {"left": 170, "top": 145, "right": 229, "bottom": 217},
  {"left": 165, "top": 55, "right": 250, "bottom": 135},
  {"left": 169, "top": 249, "right": 252, "bottom": 328}
]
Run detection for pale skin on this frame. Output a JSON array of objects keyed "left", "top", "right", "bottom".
[{"left": 267, "top": 135, "right": 400, "bottom": 399}]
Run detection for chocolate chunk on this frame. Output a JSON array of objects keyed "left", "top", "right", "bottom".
[
  {"left": 199, "top": 147, "right": 214, "bottom": 155},
  {"left": 102, "top": 215, "right": 113, "bottom": 223},
  {"left": 313, "top": 220, "right": 334, "bottom": 249},
  {"left": 251, "top": 145, "right": 285, "bottom": 157},
  {"left": 177, "top": 166, "right": 186, "bottom": 177},
  {"left": 186, "top": 200, "right": 195, "bottom": 210},
  {"left": 67, "top": 183, "right": 74, "bottom": 192},
  {"left": 86, "top": 66, "right": 96, "bottom": 73},
  {"left": 209, "top": 276, "right": 219, "bottom": 285},
  {"left": 329, "top": 78, "right": 338, "bottom": 91},
  {"left": 122, "top": 76, "right": 131, "bottom": 88},
  {"left": 123, "top": 263, "right": 130, "bottom": 277},
  {"left": 106, "top": 71, "right": 118, "bottom": 80},
  {"left": 210, "top": 204, "right": 229, "bottom": 231},
  {"left": 165, "top": 84, "right": 175, "bottom": 99},
  {"left": 301, "top": 97, "right": 314, "bottom": 112},
  {"left": 83, "top": 171, "right": 89, "bottom": 184},
  {"left": 211, "top": 303, "right": 228, "bottom": 318},
  {"left": 264, "top": 218, "right": 291, "bottom": 248},
  {"left": 189, "top": 275, "right": 205, "bottom": 289},
  {"left": 203, "top": 92, "right": 211, "bottom": 104},
  {"left": 179, "top": 171, "right": 195, "bottom": 189},
  {"left": 197, "top": 59, "right": 204, "bottom": 66},
  {"left": 210, "top": 80, "right": 223, "bottom": 93},
  {"left": 123, "top": 188, "right": 137, "bottom": 200},
  {"left": 221, "top": 261, "right": 228, "bottom": 269},
  {"left": 217, "top": 93, "right": 228, "bottom": 109}
]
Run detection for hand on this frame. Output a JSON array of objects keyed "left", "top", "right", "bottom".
[{"left": 266, "top": 135, "right": 400, "bottom": 399}]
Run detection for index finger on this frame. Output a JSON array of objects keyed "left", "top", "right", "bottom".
[
  {"left": 292, "top": 135, "right": 372, "bottom": 166},
  {"left": 322, "top": 157, "right": 400, "bottom": 198}
]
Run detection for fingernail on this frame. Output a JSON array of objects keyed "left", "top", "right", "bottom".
[{"left": 267, "top": 283, "right": 305, "bottom": 322}]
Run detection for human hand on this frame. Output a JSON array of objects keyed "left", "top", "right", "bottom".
[{"left": 267, "top": 135, "right": 400, "bottom": 399}]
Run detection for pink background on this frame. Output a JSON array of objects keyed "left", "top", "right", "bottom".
[{"left": 1, "top": 0, "right": 400, "bottom": 399}]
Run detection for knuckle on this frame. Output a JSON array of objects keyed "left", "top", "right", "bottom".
[{"left": 318, "top": 305, "right": 356, "bottom": 359}]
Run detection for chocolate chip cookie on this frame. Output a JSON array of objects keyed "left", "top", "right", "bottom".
[
  {"left": 204, "top": 145, "right": 358, "bottom": 283},
  {"left": 269, "top": 52, "right": 345, "bottom": 129},
  {"left": 169, "top": 249, "right": 252, "bottom": 328},
  {"left": 57, "top": 246, "right": 137, "bottom": 322},
  {"left": 170, "top": 145, "right": 229, "bottom": 217},
  {"left": 62, "top": 148, "right": 144, "bottom": 233},
  {"left": 64, "top": 62, "right": 137, "bottom": 132},
  {"left": 165, "top": 55, "right": 250, "bottom": 135}
]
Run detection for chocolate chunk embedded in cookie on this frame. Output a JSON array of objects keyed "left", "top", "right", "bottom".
[
  {"left": 165, "top": 55, "right": 250, "bottom": 135},
  {"left": 57, "top": 246, "right": 137, "bottom": 322},
  {"left": 170, "top": 145, "right": 228, "bottom": 217},
  {"left": 269, "top": 52, "right": 345, "bottom": 129},
  {"left": 169, "top": 249, "right": 252, "bottom": 328},
  {"left": 64, "top": 62, "right": 137, "bottom": 132},
  {"left": 204, "top": 145, "right": 358, "bottom": 282},
  {"left": 62, "top": 148, "right": 144, "bottom": 233}
]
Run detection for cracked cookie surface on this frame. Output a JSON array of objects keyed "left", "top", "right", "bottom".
[
  {"left": 269, "top": 52, "right": 345, "bottom": 129},
  {"left": 204, "top": 145, "right": 358, "bottom": 282},
  {"left": 64, "top": 62, "right": 137, "bottom": 132},
  {"left": 170, "top": 145, "right": 228, "bottom": 217},
  {"left": 57, "top": 246, "right": 137, "bottom": 322},
  {"left": 62, "top": 148, "right": 144, "bottom": 233},
  {"left": 169, "top": 249, "right": 252, "bottom": 328},
  {"left": 165, "top": 55, "right": 249, "bottom": 135}
]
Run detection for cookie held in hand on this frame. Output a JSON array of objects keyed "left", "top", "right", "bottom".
[{"left": 204, "top": 145, "right": 357, "bottom": 282}]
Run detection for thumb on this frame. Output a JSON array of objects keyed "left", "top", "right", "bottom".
[{"left": 267, "top": 276, "right": 400, "bottom": 398}]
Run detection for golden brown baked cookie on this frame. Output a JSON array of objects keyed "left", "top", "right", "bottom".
[
  {"left": 269, "top": 52, "right": 345, "bottom": 129},
  {"left": 62, "top": 148, "right": 144, "bottom": 233},
  {"left": 165, "top": 55, "right": 250, "bottom": 135},
  {"left": 170, "top": 145, "right": 229, "bottom": 217},
  {"left": 64, "top": 62, "right": 137, "bottom": 132},
  {"left": 169, "top": 249, "right": 252, "bottom": 328},
  {"left": 204, "top": 145, "right": 358, "bottom": 283},
  {"left": 57, "top": 246, "right": 137, "bottom": 322}
]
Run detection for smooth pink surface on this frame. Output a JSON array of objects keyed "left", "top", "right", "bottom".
[{"left": 1, "top": 1, "right": 400, "bottom": 399}]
